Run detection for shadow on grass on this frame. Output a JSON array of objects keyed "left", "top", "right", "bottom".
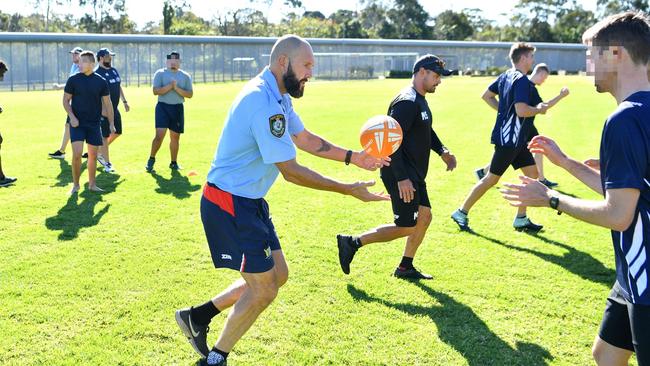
[
  {"left": 468, "top": 230, "right": 614, "bottom": 287},
  {"left": 348, "top": 282, "right": 553, "bottom": 366},
  {"left": 45, "top": 173, "right": 123, "bottom": 240},
  {"left": 151, "top": 170, "right": 200, "bottom": 199}
]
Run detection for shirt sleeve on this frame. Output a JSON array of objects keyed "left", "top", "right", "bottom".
[
  {"left": 152, "top": 71, "right": 163, "bottom": 88},
  {"left": 250, "top": 109, "right": 297, "bottom": 165},
  {"left": 64, "top": 77, "right": 74, "bottom": 95},
  {"left": 513, "top": 77, "right": 531, "bottom": 105},
  {"left": 488, "top": 76, "right": 500, "bottom": 94},
  {"left": 185, "top": 73, "right": 193, "bottom": 92},
  {"left": 388, "top": 101, "right": 417, "bottom": 181},
  {"left": 431, "top": 128, "right": 445, "bottom": 155},
  {"left": 602, "top": 113, "right": 647, "bottom": 191},
  {"left": 100, "top": 79, "right": 110, "bottom": 97},
  {"left": 284, "top": 97, "right": 304, "bottom": 136}
]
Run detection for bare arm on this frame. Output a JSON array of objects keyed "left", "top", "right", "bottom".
[
  {"left": 481, "top": 89, "right": 499, "bottom": 111},
  {"left": 102, "top": 95, "right": 115, "bottom": 126},
  {"left": 291, "top": 128, "right": 388, "bottom": 170},
  {"left": 515, "top": 102, "right": 548, "bottom": 118},
  {"left": 153, "top": 83, "right": 173, "bottom": 96},
  {"left": 276, "top": 159, "right": 389, "bottom": 202},
  {"left": 545, "top": 87, "right": 570, "bottom": 109},
  {"left": 174, "top": 84, "right": 193, "bottom": 98},
  {"left": 119, "top": 86, "right": 130, "bottom": 112},
  {"left": 62, "top": 93, "right": 78, "bottom": 126}
]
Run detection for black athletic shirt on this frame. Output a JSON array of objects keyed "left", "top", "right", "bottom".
[
  {"left": 64, "top": 72, "right": 109, "bottom": 126},
  {"left": 380, "top": 86, "right": 445, "bottom": 183}
]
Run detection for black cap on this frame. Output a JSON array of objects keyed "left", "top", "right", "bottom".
[
  {"left": 166, "top": 51, "right": 181, "bottom": 60},
  {"left": 413, "top": 54, "right": 452, "bottom": 76},
  {"left": 97, "top": 48, "right": 115, "bottom": 58}
]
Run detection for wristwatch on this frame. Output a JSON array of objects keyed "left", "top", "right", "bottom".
[
  {"left": 549, "top": 196, "right": 562, "bottom": 215},
  {"left": 345, "top": 150, "right": 353, "bottom": 165}
]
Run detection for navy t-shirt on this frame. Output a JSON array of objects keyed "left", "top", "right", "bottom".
[
  {"left": 96, "top": 66, "right": 121, "bottom": 109},
  {"left": 599, "top": 90, "right": 650, "bottom": 305},
  {"left": 488, "top": 69, "right": 536, "bottom": 148},
  {"left": 64, "top": 72, "right": 110, "bottom": 126}
]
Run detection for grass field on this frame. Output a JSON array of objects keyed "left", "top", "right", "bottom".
[{"left": 0, "top": 75, "right": 635, "bottom": 365}]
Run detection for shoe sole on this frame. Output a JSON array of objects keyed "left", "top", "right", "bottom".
[
  {"left": 0, "top": 182, "right": 16, "bottom": 187},
  {"left": 514, "top": 226, "right": 543, "bottom": 233},
  {"left": 49, "top": 155, "right": 65, "bottom": 160},
  {"left": 451, "top": 216, "right": 470, "bottom": 231},
  {"left": 174, "top": 310, "right": 208, "bottom": 359}
]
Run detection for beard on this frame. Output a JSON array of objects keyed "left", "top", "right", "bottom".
[
  {"left": 103, "top": 61, "right": 111, "bottom": 68},
  {"left": 283, "top": 61, "right": 307, "bottom": 98}
]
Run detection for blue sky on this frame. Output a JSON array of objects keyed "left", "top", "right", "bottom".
[{"left": 2, "top": 0, "right": 598, "bottom": 28}]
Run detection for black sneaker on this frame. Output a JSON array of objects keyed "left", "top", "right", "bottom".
[
  {"left": 82, "top": 152, "right": 88, "bottom": 159},
  {"left": 539, "top": 178, "right": 558, "bottom": 188},
  {"left": 200, "top": 353, "right": 227, "bottom": 366},
  {"left": 394, "top": 267, "right": 433, "bottom": 280},
  {"left": 146, "top": 158, "right": 155, "bottom": 172},
  {"left": 169, "top": 162, "right": 182, "bottom": 170},
  {"left": 0, "top": 176, "right": 17, "bottom": 187},
  {"left": 474, "top": 167, "right": 486, "bottom": 181},
  {"left": 336, "top": 235, "right": 358, "bottom": 275},
  {"left": 175, "top": 307, "right": 210, "bottom": 359},
  {"left": 48, "top": 150, "right": 65, "bottom": 159},
  {"left": 513, "top": 216, "right": 544, "bottom": 233}
]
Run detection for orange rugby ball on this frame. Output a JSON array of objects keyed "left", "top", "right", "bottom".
[{"left": 359, "top": 115, "right": 403, "bottom": 158}]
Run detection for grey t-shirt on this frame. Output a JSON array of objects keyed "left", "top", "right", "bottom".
[{"left": 152, "top": 68, "right": 193, "bottom": 105}]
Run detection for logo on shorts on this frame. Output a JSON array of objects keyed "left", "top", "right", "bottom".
[
  {"left": 221, "top": 254, "right": 232, "bottom": 260},
  {"left": 264, "top": 246, "right": 271, "bottom": 258},
  {"left": 414, "top": 212, "right": 419, "bottom": 221},
  {"left": 269, "top": 114, "right": 286, "bottom": 138},
  {"left": 394, "top": 214, "right": 400, "bottom": 220}
]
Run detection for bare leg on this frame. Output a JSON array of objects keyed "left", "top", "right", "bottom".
[
  {"left": 169, "top": 131, "right": 181, "bottom": 162},
  {"left": 517, "top": 165, "right": 539, "bottom": 217},
  {"left": 460, "top": 173, "right": 501, "bottom": 213},
  {"left": 482, "top": 163, "right": 490, "bottom": 176},
  {"left": 149, "top": 128, "right": 167, "bottom": 158},
  {"left": 358, "top": 225, "right": 414, "bottom": 246},
  {"left": 107, "top": 133, "right": 120, "bottom": 145},
  {"left": 213, "top": 268, "right": 279, "bottom": 353},
  {"left": 87, "top": 144, "right": 102, "bottom": 191},
  {"left": 58, "top": 123, "right": 70, "bottom": 153},
  {"left": 592, "top": 336, "right": 632, "bottom": 366},
  {"left": 70, "top": 141, "right": 83, "bottom": 193},
  {"left": 534, "top": 153, "right": 545, "bottom": 181},
  {"left": 403, "top": 206, "right": 432, "bottom": 258},
  {"left": 99, "top": 137, "right": 110, "bottom": 164}
]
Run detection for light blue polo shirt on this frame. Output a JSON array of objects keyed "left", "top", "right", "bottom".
[
  {"left": 207, "top": 67, "right": 305, "bottom": 199},
  {"left": 69, "top": 63, "right": 80, "bottom": 77}
]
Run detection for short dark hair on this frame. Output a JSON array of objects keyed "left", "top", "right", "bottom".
[
  {"left": 583, "top": 11, "right": 650, "bottom": 66},
  {"left": 0, "top": 60, "right": 7, "bottom": 73},
  {"left": 509, "top": 42, "right": 536, "bottom": 63},
  {"left": 79, "top": 50, "right": 95, "bottom": 63}
]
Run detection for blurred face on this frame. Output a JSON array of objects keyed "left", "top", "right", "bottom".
[
  {"left": 79, "top": 55, "right": 95, "bottom": 74},
  {"left": 72, "top": 52, "right": 80, "bottom": 64},
  {"left": 101, "top": 54, "right": 112, "bottom": 68},
  {"left": 166, "top": 58, "right": 180, "bottom": 70},
  {"left": 586, "top": 43, "right": 618, "bottom": 93},
  {"left": 519, "top": 52, "right": 535, "bottom": 73},
  {"left": 422, "top": 70, "right": 442, "bottom": 93},
  {"left": 283, "top": 44, "right": 314, "bottom": 98}
]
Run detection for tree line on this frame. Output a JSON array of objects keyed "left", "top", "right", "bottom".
[{"left": 0, "top": 0, "right": 647, "bottom": 43}]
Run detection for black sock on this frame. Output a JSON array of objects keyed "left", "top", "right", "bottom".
[
  {"left": 148, "top": 156, "right": 155, "bottom": 161},
  {"left": 190, "top": 301, "right": 220, "bottom": 326},
  {"left": 459, "top": 209, "right": 468, "bottom": 215},
  {"left": 212, "top": 347, "right": 229, "bottom": 360},
  {"left": 399, "top": 256, "right": 414, "bottom": 270},
  {"left": 171, "top": 160, "right": 177, "bottom": 164},
  {"left": 351, "top": 237, "right": 362, "bottom": 249},
  {"left": 516, "top": 214, "right": 527, "bottom": 219}
]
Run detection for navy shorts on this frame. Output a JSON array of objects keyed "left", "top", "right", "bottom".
[
  {"left": 70, "top": 124, "right": 103, "bottom": 146},
  {"left": 381, "top": 175, "right": 431, "bottom": 228},
  {"left": 489, "top": 145, "right": 536, "bottom": 176},
  {"left": 100, "top": 110, "right": 122, "bottom": 138},
  {"left": 598, "top": 283, "right": 650, "bottom": 363},
  {"left": 200, "top": 183, "right": 281, "bottom": 273},
  {"left": 155, "top": 102, "right": 184, "bottom": 133}
]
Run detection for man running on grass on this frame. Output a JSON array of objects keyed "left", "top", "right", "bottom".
[
  {"left": 336, "top": 54, "right": 457, "bottom": 279},
  {"left": 146, "top": 51, "right": 192, "bottom": 172},
  {"left": 451, "top": 42, "right": 549, "bottom": 233},
  {"left": 174, "top": 35, "right": 389, "bottom": 366},
  {"left": 474, "top": 63, "right": 570, "bottom": 188},
  {"left": 501, "top": 12, "right": 650, "bottom": 366},
  {"left": 62, "top": 51, "right": 114, "bottom": 194}
]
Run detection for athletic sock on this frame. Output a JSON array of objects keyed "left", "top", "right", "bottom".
[
  {"left": 516, "top": 214, "right": 527, "bottom": 219},
  {"left": 351, "top": 237, "right": 363, "bottom": 249},
  {"left": 190, "top": 300, "right": 220, "bottom": 326},
  {"left": 206, "top": 348, "right": 228, "bottom": 365},
  {"left": 399, "top": 256, "right": 414, "bottom": 270},
  {"left": 148, "top": 156, "right": 155, "bottom": 161},
  {"left": 171, "top": 160, "right": 177, "bottom": 164},
  {"left": 459, "top": 209, "right": 468, "bottom": 215}
]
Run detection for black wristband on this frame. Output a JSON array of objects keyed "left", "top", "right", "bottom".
[
  {"left": 549, "top": 196, "right": 562, "bottom": 215},
  {"left": 345, "top": 150, "right": 353, "bottom": 165}
]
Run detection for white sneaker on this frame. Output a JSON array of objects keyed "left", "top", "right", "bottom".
[
  {"left": 97, "top": 155, "right": 108, "bottom": 168},
  {"left": 104, "top": 163, "right": 115, "bottom": 173}
]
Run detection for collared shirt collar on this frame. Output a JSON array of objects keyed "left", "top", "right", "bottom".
[{"left": 261, "top": 66, "right": 283, "bottom": 103}]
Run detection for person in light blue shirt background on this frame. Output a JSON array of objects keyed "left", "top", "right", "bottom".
[
  {"left": 174, "top": 35, "right": 390, "bottom": 365},
  {"left": 49, "top": 46, "right": 83, "bottom": 160}
]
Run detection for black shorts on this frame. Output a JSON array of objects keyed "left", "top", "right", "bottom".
[
  {"left": 100, "top": 110, "right": 122, "bottom": 138},
  {"left": 70, "top": 124, "right": 103, "bottom": 146},
  {"left": 527, "top": 125, "right": 539, "bottom": 142},
  {"left": 200, "top": 183, "right": 281, "bottom": 273},
  {"left": 155, "top": 102, "right": 184, "bottom": 133},
  {"left": 489, "top": 145, "right": 536, "bottom": 176},
  {"left": 598, "top": 283, "right": 650, "bottom": 364},
  {"left": 381, "top": 176, "right": 430, "bottom": 227}
]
